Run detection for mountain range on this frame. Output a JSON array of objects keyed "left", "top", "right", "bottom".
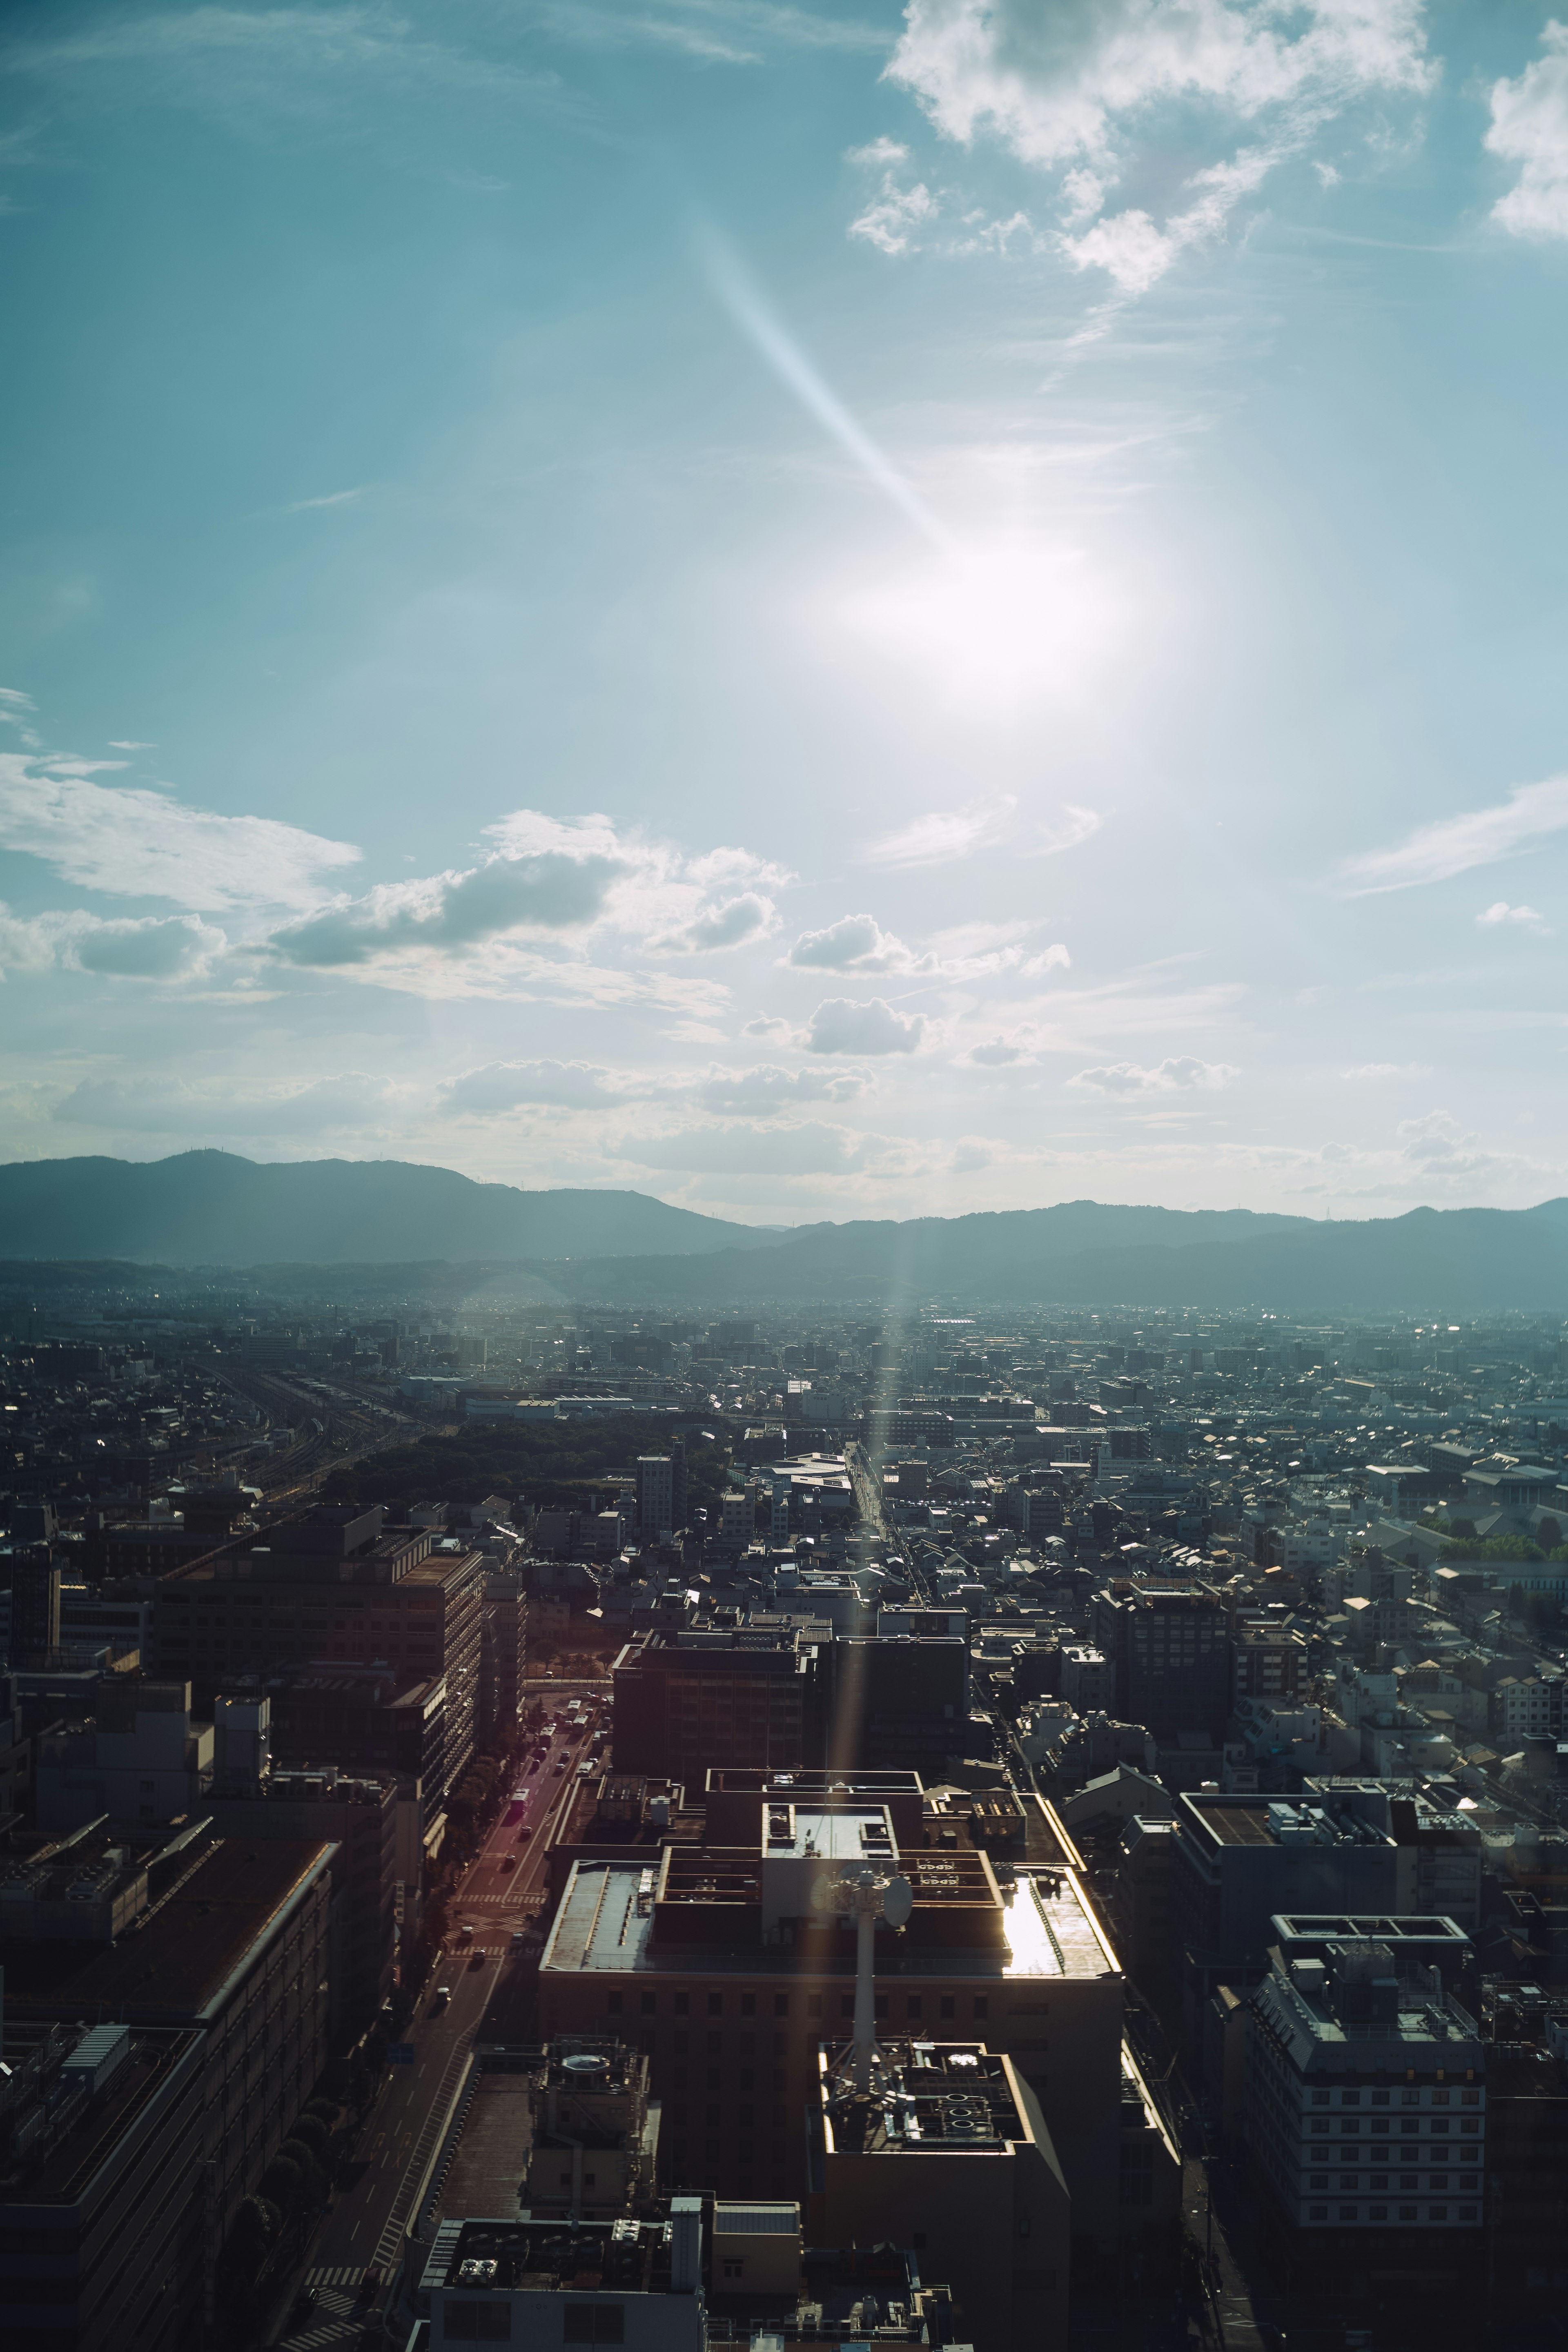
[{"left": 3, "top": 1151, "right": 1568, "bottom": 1310}]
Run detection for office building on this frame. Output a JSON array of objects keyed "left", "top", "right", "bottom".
[
  {"left": 0, "top": 2020, "right": 209, "bottom": 2352},
  {"left": 637, "top": 1456, "right": 676, "bottom": 1541},
  {"left": 537, "top": 1787, "right": 1126, "bottom": 2246},
  {"left": 612, "top": 1628, "right": 824, "bottom": 1782},
  {"left": 32, "top": 1675, "right": 213, "bottom": 1833},
  {"left": 807, "top": 2040, "right": 1070, "bottom": 2352},
  {"left": 417, "top": 2212, "right": 708, "bottom": 2352},
  {"left": 155, "top": 1505, "right": 483, "bottom": 1797},
  {"left": 1093, "top": 1579, "right": 1232, "bottom": 1740},
  {"left": 821, "top": 1635, "right": 970, "bottom": 1775},
  {"left": 2, "top": 1822, "right": 335, "bottom": 2282},
  {"left": 1247, "top": 1921, "right": 1485, "bottom": 2253}
]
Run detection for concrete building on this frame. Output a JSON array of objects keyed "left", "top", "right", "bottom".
[
  {"left": 2, "top": 1822, "right": 335, "bottom": 2294},
  {"left": 1093, "top": 1579, "right": 1232, "bottom": 1740},
  {"left": 155, "top": 1506, "right": 483, "bottom": 1800},
  {"left": 611, "top": 1628, "right": 824, "bottom": 1783},
  {"left": 1060, "top": 1645, "right": 1112, "bottom": 1713},
  {"left": 637, "top": 1456, "right": 676, "bottom": 1541},
  {"left": 0, "top": 2019, "right": 209, "bottom": 2352},
  {"left": 1246, "top": 1921, "right": 1485, "bottom": 2257},
  {"left": 32, "top": 1675, "right": 213, "bottom": 1833},
  {"left": 479, "top": 1570, "right": 528, "bottom": 1742},
  {"left": 806, "top": 2039, "right": 1070, "bottom": 2352},
  {"left": 537, "top": 1791, "right": 1127, "bottom": 2249},
  {"left": 418, "top": 2212, "right": 708, "bottom": 2352},
  {"left": 519, "top": 2042, "right": 661, "bottom": 2218}
]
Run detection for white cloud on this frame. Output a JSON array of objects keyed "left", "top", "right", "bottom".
[
  {"left": 52, "top": 1072, "right": 399, "bottom": 1136},
  {"left": 439, "top": 1060, "right": 630, "bottom": 1115},
  {"left": 786, "top": 912, "right": 923, "bottom": 971},
  {"left": 1396, "top": 1108, "right": 1497, "bottom": 1180},
  {"left": 1487, "top": 22, "right": 1568, "bottom": 242},
  {"left": 268, "top": 847, "right": 621, "bottom": 967},
  {"left": 803, "top": 996, "right": 926, "bottom": 1055},
  {"left": 846, "top": 138, "right": 939, "bottom": 253},
  {"left": 107, "top": 738, "right": 156, "bottom": 750},
  {"left": 1477, "top": 900, "right": 1548, "bottom": 930},
  {"left": 0, "top": 903, "right": 229, "bottom": 982},
  {"left": 883, "top": 0, "right": 1435, "bottom": 289},
  {"left": 1069, "top": 1055, "right": 1238, "bottom": 1095},
  {"left": 967, "top": 1039, "right": 1030, "bottom": 1066},
  {"left": 0, "top": 752, "right": 361, "bottom": 910},
  {"left": 863, "top": 797, "right": 1100, "bottom": 869},
  {"left": 655, "top": 891, "right": 778, "bottom": 953},
  {"left": 743, "top": 1013, "right": 792, "bottom": 1039},
  {"left": 1343, "top": 1060, "right": 1431, "bottom": 1077},
  {"left": 697, "top": 1064, "right": 868, "bottom": 1114},
  {"left": 1338, "top": 773, "right": 1568, "bottom": 894}
]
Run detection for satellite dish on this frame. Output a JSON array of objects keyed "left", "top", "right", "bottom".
[{"left": 882, "top": 1873, "right": 913, "bottom": 1929}]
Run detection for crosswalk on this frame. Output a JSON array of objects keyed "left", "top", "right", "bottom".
[{"left": 281, "top": 2269, "right": 367, "bottom": 2347}]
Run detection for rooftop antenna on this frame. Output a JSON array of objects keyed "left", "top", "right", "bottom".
[{"left": 812, "top": 1862, "right": 913, "bottom": 2094}]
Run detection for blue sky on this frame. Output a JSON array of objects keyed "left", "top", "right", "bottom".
[{"left": 4, "top": 0, "right": 1568, "bottom": 1225}]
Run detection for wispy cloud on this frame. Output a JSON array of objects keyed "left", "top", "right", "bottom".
[
  {"left": 287, "top": 486, "right": 368, "bottom": 511},
  {"left": 0, "top": 752, "right": 360, "bottom": 910},
  {"left": 527, "top": 0, "right": 885, "bottom": 66},
  {"left": 1338, "top": 774, "right": 1568, "bottom": 895},
  {"left": 862, "top": 797, "right": 1100, "bottom": 869},
  {"left": 52, "top": 1071, "right": 400, "bottom": 1135},
  {"left": 1068, "top": 1056, "right": 1238, "bottom": 1096},
  {"left": 439, "top": 1059, "right": 632, "bottom": 1115}
]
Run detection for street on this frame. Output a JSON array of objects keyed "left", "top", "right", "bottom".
[{"left": 271, "top": 1685, "right": 610, "bottom": 2347}]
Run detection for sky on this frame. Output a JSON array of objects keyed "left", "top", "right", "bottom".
[{"left": 3, "top": 0, "right": 1568, "bottom": 1229}]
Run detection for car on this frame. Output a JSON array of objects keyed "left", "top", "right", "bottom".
[
  {"left": 500, "top": 1854, "right": 515, "bottom": 1871},
  {"left": 469, "top": 1951, "right": 486, "bottom": 1970},
  {"left": 356, "top": 2268, "right": 381, "bottom": 2306},
  {"left": 552, "top": 1762, "right": 566, "bottom": 1775},
  {"left": 527, "top": 1760, "right": 540, "bottom": 1775},
  {"left": 431, "top": 1985, "right": 451, "bottom": 2013},
  {"left": 458, "top": 1922, "right": 474, "bottom": 1941},
  {"left": 517, "top": 1826, "right": 532, "bottom": 1842},
  {"left": 289, "top": 2287, "right": 317, "bottom": 2329}
]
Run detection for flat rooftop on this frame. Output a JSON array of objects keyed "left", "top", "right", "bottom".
[
  {"left": 0, "top": 1835, "right": 333, "bottom": 2022},
  {"left": 0, "top": 2025, "right": 204, "bottom": 2205},
  {"left": 421, "top": 2217, "right": 668, "bottom": 2297},
  {"left": 541, "top": 1859, "right": 1116, "bottom": 1983}
]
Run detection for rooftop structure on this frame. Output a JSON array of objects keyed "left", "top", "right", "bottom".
[{"left": 1247, "top": 1923, "right": 1486, "bottom": 2243}]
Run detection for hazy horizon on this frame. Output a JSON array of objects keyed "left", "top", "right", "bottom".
[{"left": 4, "top": 2, "right": 1568, "bottom": 1227}]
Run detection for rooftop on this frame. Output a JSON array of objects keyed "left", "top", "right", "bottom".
[
  {"left": 0, "top": 1833, "right": 334, "bottom": 2022},
  {"left": 420, "top": 2216, "right": 673, "bottom": 2299},
  {"left": 541, "top": 1858, "right": 1116, "bottom": 1983}
]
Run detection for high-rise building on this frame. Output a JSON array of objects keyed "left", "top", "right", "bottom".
[
  {"left": 637, "top": 1456, "right": 675, "bottom": 1540},
  {"left": 1093, "top": 1578, "right": 1232, "bottom": 1739}
]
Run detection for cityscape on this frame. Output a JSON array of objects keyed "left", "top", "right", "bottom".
[
  {"left": 7, "top": 2, "right": 1568, "bottom": 2348},
  {"left": 3, "top": 1261, "right": 1568, "bottom": 2348}
]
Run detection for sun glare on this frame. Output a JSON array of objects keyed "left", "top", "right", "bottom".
[{"left": 826, "top": 530, "right": 1130, "bottom": 714}]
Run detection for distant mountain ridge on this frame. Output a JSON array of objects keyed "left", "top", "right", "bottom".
[
  {"left": 2, "top": 1152, "right": 1566, "bottom": 1307},
  {"left": 0, "top": 1150, "right": 782, "bottom": 1265}
]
